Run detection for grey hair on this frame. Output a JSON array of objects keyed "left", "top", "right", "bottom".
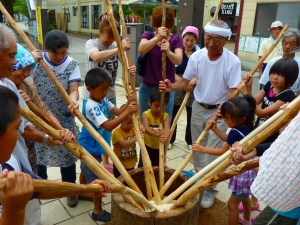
[
  {"left": 0, "top": 23, "right": 17, "bottom": 53},
  {"left": 207, "top": 20, "right": 230, "bottom": 29},
  {"left": 282, "top": 28, "right": 300, "bottom": 46}
]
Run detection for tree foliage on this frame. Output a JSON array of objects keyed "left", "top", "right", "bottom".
[
  {"left": 13, "top": 0, "right": 29, "bottom": 18},
  {"left": 131, "top": 4, "right": 157, "bottom": 22},
  {"left": 113, "top": 5, "right": 132, "bottom": 20}
]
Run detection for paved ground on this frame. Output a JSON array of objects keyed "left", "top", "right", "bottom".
[{"left": 14, "top": 22, "right": 264, "bottom": 224}]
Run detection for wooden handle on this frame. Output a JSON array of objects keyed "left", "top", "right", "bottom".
[
  {"left": 213, "top": 0, "right": 223, "bottom": 20},
  {"left": 117, "top": 0, "right": 141, "bottom": 123},
  {"left": 157, "top": 0, "right": 167, "bottom": 195},
  {"left": 171, "top": 158, "right": 260, "bottom": 209},
  {"left": 0, "top": 179, "right": 124, "bottom": 194},
  {"left": 159, "top": 124, "right": 165, "bottom": 191},
  {"left": 104, "top": 0, "right": 162, "bottom": 205},
  {"left": 160, "top": 91, "right": 191, "bottom": 197},
  {"left": 168, "top": 92, "right": 191, "bottom": 142}
]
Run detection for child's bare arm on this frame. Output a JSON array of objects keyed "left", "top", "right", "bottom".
[
  {"left": 111, "top": 92, "right": 136, "bottom": 116},
  {"left": 207, "top": 119, "right": 227, "bottom": 142},
  {"left": 255, "top": 100, "right": 285, "bottom": 118},
  {"left": 102, "top": 104, "right": 137, "bottom": 131},
  {"left": 254, "top": 89, "right": 265, "bottom": 105},
  {"left": 192, "top": 142, "right": 230, "bottom": 156},
  {"left": 0, "top": 170, "right": 34, "bottom": 225},
  {"left": 118, "top": 137, "right": 137, "bottom": 148},
  {"left": 142, "top": 113, "right": 162, "bottom": 137}
]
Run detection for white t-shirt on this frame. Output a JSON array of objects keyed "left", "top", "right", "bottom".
[
  {"left": 30, "top": 53, "right": 81, "bottom": 83},
  {"left": 82, "top": 39, "right": 118, "bottom": 100},
  {"left": 183, "top": 48, "right": 241, "bottom": 104},
  {"left": 259, "top": 55, "right": 300, "bottom": 94}
]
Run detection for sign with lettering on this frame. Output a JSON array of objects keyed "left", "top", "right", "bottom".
[{"left": 219, "top": 3, "right": 237, "bottom": 16}]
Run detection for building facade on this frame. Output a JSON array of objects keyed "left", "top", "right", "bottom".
[
  {"left": 43, "top": 0, "right": 300, "bottom": 66},
  {"left": 203, "top": 0, "right": 300, "bottom": 66}
]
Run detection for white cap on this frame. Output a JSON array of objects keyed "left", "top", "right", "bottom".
[{"left": 268, "top": 21, "right": 283, "bottom": 31}]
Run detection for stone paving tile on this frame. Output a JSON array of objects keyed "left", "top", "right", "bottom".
[
  {"left": 40, "top": 200, "right": 71, "bottom": 225},
  {"left": 57, "top": 213, "right": 97, "bottom": 225}
]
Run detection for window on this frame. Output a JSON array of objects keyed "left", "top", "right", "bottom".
[
  {"left": 92, "top": 5, "right": 102, "bottom": 29},
  {"left": 81, "top": 6, "right": 89, "bottom": 28},
  {"left": 254, "top": 2, "right": 300, "bottom": 37},
  {"left": 73, "top": 6, "right": 77, "bottom": 16}
]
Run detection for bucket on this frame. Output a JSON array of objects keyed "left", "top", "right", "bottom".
[{"left": 181, "top": 170, "right": 199, "bottom": 184}]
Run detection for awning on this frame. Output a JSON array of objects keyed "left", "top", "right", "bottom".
[{"left": 129, "top": 0, "right": 178, "bottom": 10}]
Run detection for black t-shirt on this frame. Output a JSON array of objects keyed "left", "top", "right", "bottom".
[{"left": 257, "top": 81, "right": 296, "bottom": 143}]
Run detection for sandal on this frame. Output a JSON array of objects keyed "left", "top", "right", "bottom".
[
  {"left": 91, "top": 210, "right": 111, "bottom": 222},
  {"left": 103, "top": 164, "right": 114, "bottom": 174},
  {"left": 238, "top": 203, "right": 260, "bottom": 212}
]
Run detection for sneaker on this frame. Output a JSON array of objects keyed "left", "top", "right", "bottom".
[
  {"left": 238, "top": 202, "right": 260, "bottom": 212},
  {"left": 200, "top": 195, "right": 215, "bottom": 208},
  {"left": 239, "top": 215, "right": 252, "bottom": 225},
  {"left": 168, "top": 143, "right": 173, "bottom": 150},
  {"left": 67, "top": 196, "right": 78, "bottom": 208},
  {"left": 91, "top": 210, "right": 111, "bottom": 222}
]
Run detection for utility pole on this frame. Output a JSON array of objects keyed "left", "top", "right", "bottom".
[{"left": 234, "top": 0, "right": 244, "bottom": 56}]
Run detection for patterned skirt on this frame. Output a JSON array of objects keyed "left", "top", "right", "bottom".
[{"left": 228, "top": 169, "right": 257, "bottom": 195}]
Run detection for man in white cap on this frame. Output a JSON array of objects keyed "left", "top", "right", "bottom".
[
  {"left": 159, "top": 19, "right": 241, "bottom": 209},
  {"left": 257, "top": 21, "right": 283, "bottom": 81},
  {"left": 259, "top": 28, "right": 300, "bottom": 95}
]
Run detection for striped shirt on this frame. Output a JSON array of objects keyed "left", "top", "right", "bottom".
[{"left": 251, "top": 112, "right": 300, "bottom": 212}]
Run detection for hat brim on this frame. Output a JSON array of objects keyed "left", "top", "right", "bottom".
[
  {"left": 268, "top": 26, "right": 283, "bottom": 31},
  {"left": 289, "top": 46, "right": 300, "bottom": 53}
]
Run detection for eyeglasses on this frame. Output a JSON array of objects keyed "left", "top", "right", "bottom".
[{"left": 204, "top": 34, "right": 224, "bottom": 44}]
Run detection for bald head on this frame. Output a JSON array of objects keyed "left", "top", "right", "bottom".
[{"left": 207, "top": 20, "right": 230, "bottom": 29}]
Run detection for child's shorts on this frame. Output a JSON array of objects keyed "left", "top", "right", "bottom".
[
  {"left": 232, "top": 192, "right": 249, "bottom": 200},
  {"left": 138, "top": 145, "right": 159, "bottom": 168},
  {"left": 80, "top": 154, "right": 102, "bottom": 184}
]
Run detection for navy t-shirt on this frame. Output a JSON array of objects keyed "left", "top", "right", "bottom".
[
  {"left": 226, "top": 126, "right": 251, "bottom": 145},
  {"left": 1, "top": 160, "right": 41, "bottom": 199}
]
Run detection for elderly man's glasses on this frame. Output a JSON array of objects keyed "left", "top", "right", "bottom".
[{"left": 204, "top": 34, "right": 224, "bottom": 44}]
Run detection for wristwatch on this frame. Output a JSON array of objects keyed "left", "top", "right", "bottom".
[{"left": 43, "top": 134, "right": 49, "bottom": 145}]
